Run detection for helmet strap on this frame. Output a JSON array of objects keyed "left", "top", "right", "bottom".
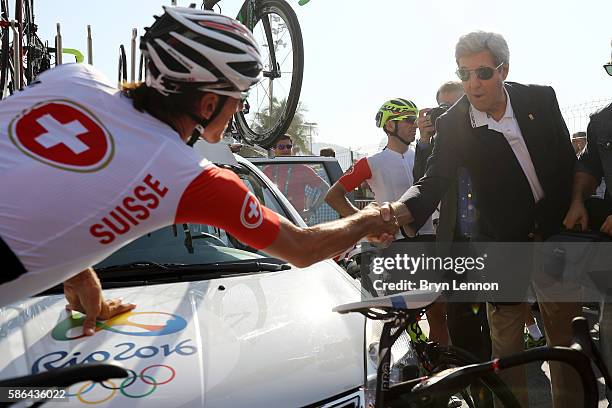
[
  {"left": 186, "top": 95, "right": 229, "bottom": 147},
  {"left": 387, "top": 121, "right": 412, "bottom": 146}
]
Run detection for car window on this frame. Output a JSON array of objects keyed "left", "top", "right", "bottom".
[
  {"left": 257, "top": 162, "right": 340, "bottom": 226},
  {"left": 96, "top": 163, "right": 288, "bottom": 271}
]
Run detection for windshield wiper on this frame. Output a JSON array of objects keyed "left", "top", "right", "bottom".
[
  {"left": 95, "top": 259, "right": 290, "bottom": 280},
  {"left": 36, "top": 260, "right": 291, "bottom": 296}
]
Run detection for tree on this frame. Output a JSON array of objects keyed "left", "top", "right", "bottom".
[{"left": 253, "top": 97, "right": 312, "bottom": 154}]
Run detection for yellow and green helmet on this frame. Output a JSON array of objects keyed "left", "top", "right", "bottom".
[{"left": 375, "top": 98, "right": 419, "bottom": 128}]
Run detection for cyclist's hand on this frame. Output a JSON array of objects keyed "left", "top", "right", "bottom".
[
  {"left": 417, "top": 108, "right": 434, "bottom": 143},
  {"left": 563, "top": 200, "right": 589, "bottom": 232},
  {"left": 64, "top": 268, "right": 136, "bottom": 336},
  {"left": 600, "top": 215, "right": 612, "bottom": 236},
  {"left": 362, "top": 202, "right": 399, "bottom": 244}
]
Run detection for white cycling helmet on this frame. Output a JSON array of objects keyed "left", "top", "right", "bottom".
[{"left": 141, "top": 6, "right": 263, "bottom": 98}]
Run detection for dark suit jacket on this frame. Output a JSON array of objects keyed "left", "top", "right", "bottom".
[{"left": 403, "top": 82, "right": 575, "bottom": 242}]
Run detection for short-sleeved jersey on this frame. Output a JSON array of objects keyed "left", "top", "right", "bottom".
[
  {"left": 338, "top": 147, "right": 434, "bottom": 235},
  {"left": 263, "top": 163, "right": 328, "bottom": 213},
  {"left": 0, "top": 64, "right": 280, "bottom": 305}
]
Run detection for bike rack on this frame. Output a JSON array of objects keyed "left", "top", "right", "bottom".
[
  {"left": 55, "top": 23, "right": 62, "bottom": 65},
  {"left": 87, "top": 25, "right": 93, "bottom": 64},
  {"left": 10, "top": 20, "right": 21, "bottom": 90},
  {"left": 130, "top": 28, "right": 136, "bottom": 82}
]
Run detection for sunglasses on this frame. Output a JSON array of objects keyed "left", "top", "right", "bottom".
[
  {"left": 400, "top": 117, "right": 417, "bottom": 124},
  {"left": 604, "top": 64, "right": 612, "bottom": 76},
  {"left": 456, "top": 62, "right": 504, "bottom": 82},
  {"left": 276, "top": 143, "right": 293, "bottom": 150}
]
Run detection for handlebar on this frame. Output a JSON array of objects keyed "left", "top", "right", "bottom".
[
  {"left": 401, "top": 317, "right": 609, "bottom": 408},
  {"left": 0, "top": 363, "right": 129, "bottom": 389}
]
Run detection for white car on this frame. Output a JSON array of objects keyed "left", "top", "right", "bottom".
[{"left": 0, "top": 142, "right": 413, "bottom": 407}]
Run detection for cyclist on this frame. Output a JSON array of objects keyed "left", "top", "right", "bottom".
[
  {"left": 0, "top": 7, "right": 397, "bottom": 334},
  {"left": 325, "top": 98, "right": 435, "bottom": 237}
]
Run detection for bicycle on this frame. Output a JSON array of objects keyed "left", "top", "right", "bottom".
[
  {"left": 335, "top": 291, "right": 612, "bottom": 407},
  {"left": 0, "top": 363, "right": 128, "bottom": 407},
  {"left": 334, "top": 291, "right": 522, "bottom": 408},
  {"left": 202, "top": 0, "right": 308, "bottom": 148},
  {"left": 405, "top": 316, "right": 611, "bottom": 408},
  {"left": 0, "top": 0, "right": 51, "bottom": 98}
]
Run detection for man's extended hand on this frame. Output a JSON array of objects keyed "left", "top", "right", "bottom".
[
  {"left": 417, "top": 108, "right": 434, "bottom": 143},
  {"left": 563, "top": 200, "right": 589, "bottom": 232},
  {"left": 64, "top": 268, "right": 136, "bottom": 336},
  {"left": 360, "top": 202, "right": 399, "bottom": 244}
]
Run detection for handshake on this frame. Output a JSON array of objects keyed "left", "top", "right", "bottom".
[{"left": 358, "top": 201, "right": 416, "bottom": 244}]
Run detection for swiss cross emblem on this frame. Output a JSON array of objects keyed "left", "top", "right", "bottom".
[
  {"left": 240, "top": 192, "right": 264, "bottom": 229},
  {"left": 8, "top": 99, "right": 114, "bottom": 172}
]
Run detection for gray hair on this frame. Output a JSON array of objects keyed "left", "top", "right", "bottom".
[{"left": 455, "top": 31, "right": 509, "bottom": 66}]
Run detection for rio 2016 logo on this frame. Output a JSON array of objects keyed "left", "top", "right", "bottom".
[
  {"left": 52, "top": 312, "right": 187, "bottom": 341},
  {"left": 68, "top": 364, "right": 177, "bottom": 404}
]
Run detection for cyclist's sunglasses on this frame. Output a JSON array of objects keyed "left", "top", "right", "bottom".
[
  {"left": 400, "top": 116, "right": 417, "bottom": 124},
  {"left": 456, "top": 62, "right": 504, "bottom": 82},
  {"left": 276, "top": 143, "right": 293, "bottom": 150},
  {"left": 604, "top": 64, "right": 612, "bottom": 76}
]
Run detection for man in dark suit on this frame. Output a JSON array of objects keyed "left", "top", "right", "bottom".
[{"left": 389, "top": 31, "right": 579, "bottom": 407}]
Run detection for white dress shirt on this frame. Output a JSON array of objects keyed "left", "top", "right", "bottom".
[{"left": 468, "top": 88, "right": 545, "bottom": 203}]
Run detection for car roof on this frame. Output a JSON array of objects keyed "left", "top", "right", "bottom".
[{"left": 248, "top": 156, "right": 339, "bottom": 163}]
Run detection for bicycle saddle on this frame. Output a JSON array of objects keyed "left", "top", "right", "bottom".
[{"left": 332, "top": 290, "right": 440, "bottom": 315}]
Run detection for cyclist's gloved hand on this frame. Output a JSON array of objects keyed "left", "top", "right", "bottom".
[{"left": 63, "top": 268, "right": 136, "bottom": 336}]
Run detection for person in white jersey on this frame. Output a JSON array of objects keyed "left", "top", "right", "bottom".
[
  {"left": 0, "top": 7, "right": 398, "bottom": 335},
  {"left": 325, "top": 98, "right": 435, "bottom": 238}
]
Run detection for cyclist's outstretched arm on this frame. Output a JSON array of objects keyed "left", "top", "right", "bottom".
[{"left": 263, "top": 203, "right": 396, "bottom": 268}]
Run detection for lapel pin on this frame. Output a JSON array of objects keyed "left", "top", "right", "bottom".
[{"left": 528, "top": 113, "right": 535, "bottom": 120}]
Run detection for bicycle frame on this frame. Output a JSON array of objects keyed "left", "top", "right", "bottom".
[{"left": 391, "top": 317, "right": 612, "bottom": 408}]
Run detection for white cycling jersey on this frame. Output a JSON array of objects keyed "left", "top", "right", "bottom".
[
  {"left": 338, "top": 147, "right": 435, "bottom": 235},
  {"left": 0, "top": 64, "right": 280, "bottom": 306}
]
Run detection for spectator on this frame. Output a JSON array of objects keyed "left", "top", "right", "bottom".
[
  {"left": 264, "top": 135, "right": 334, "bottom": 225},
  {"left": 571, "top": 131, "right": 587, "bottom": 156},
  {"left": 389, "top": 31, "right": 579, "bottom": 407},
  {"left": 320, "top": 147, "right": 336, "bottom": 157},
  {"left": 414, "top": 81, "right": 484, "bottom": 355},
  {"left": 325, "top": 98, "right": 435, "bottom": 237},
  {"left": 563, "top": 62, "right": 612, "bottom": 404}
]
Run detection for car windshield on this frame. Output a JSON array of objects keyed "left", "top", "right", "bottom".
[
  {"left": 94, "top": 163, "right": 290, "bottom": 280},
  {"left": 256, "top": 161, "right": 340, "bottom": 226}
]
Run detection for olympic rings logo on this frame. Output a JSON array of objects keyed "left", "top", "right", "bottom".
[
  {"left": 52, "top": 312, "right": 187, "bottom": 341},
  {"left": 67, "top": 364, "right": 176, "bottom": 404}
]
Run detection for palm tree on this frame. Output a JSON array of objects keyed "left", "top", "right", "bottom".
[{"left": 253, "top": 98, "right": 312, "bottom": 154}]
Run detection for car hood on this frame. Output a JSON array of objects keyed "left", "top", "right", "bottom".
[{"left": 0, "top": 261, "right": 365, "bottom": 407}]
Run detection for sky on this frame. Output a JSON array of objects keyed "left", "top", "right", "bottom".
[{"left": 35, "top": 0, "right": 612, "bottom": 154}]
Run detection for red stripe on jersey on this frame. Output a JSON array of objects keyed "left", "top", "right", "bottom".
[
  {"left": 338, "top": 158, "right": 372, "bottom": 192},
  {"left": 175, "top": 166, "right": 280, "bottom": 249}
]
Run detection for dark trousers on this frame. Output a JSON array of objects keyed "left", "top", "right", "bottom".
[{"left": 446, "top": 301, "right": 491, "bottom": 361}]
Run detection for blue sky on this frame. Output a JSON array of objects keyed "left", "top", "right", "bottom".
[{"left": 36, "top": 0, "right": 612, "bottom": 153}]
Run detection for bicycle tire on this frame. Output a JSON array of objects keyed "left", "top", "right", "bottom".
[
  {"left": 0, "top": 0, "right": 10, "bottom": 98},
  {"left": 434, "top": 346, "right": 521, "bottom": 408},
  {"left": 235, "top": 0, "right": 304, "bottom": 148}
]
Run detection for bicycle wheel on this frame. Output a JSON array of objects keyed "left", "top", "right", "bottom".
[
  {"left": 0, "top": 0, "right": 10, "bottom": 98},
  {"left": 235, "top": 0, "right": 304, "bottom": 148},
  {"left": 433, "top": 346, "right": 521, "bottom": 408}
]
